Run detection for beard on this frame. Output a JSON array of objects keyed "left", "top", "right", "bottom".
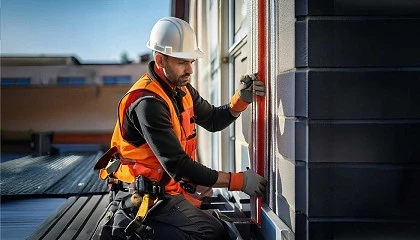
[{"left": 162, "top": 62, "right": 190, "bottom": 86}]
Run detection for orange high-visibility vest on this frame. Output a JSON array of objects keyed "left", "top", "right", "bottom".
[{"left": 101, "top": 73, "right": 200, "bottom": 206}]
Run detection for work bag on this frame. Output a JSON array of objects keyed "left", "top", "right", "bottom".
[{"left": 91, "top": 191, "right": 151, "bottom": 240}]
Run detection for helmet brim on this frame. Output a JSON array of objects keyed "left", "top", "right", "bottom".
[
  {"left": 168, "top": 50, "right": 204, "bottom": 59},
  {"left": 147, "top": 45, "right": 205, "bottom": 60}
]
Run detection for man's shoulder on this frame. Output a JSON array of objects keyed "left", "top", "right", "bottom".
[
  {"left": 124, "top": 89, "right": 169, "bottom": 117},
  {"left": 127, "top": 89, "right": 165, "bottom": 104},
  {"left": 185, "top": 83, "right": 199, "bottom": 96}
]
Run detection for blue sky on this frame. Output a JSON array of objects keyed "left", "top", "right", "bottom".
[{"left": 1, "top": 0, "right": 171, "bottom": 63}]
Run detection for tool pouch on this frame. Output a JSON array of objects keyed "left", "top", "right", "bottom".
[{"left": 125, "top": 217, "right": 154, "bottom": 239}]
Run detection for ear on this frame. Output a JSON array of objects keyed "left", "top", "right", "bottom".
[{"left": 155, "top": 53, "right": 165, "bottom": 69}]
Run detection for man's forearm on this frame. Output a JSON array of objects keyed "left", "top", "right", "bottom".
[
  {"left": 212, "top": 171, "right": 231, "bottom": 188},
  {"left": 229, "top": 108, "right": 241, "bottom": 118}
]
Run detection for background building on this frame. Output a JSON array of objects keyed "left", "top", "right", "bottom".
[{"left": 1, "top": 55, "right": 148, "bottom": 151}]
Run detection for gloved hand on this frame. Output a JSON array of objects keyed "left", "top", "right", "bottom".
[
  {"left": 230, "top": 74, "right": 265, "bottom": 112},
  {"left": 238, "top": 74, "right": 265, "bottom": 103},
  {"left": 228, "top": 168, "right": 267, "bottom": 196}
]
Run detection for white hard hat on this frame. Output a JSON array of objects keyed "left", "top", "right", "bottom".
[{"left": 147, "top": 17, "right": 204, "bottom": 59}]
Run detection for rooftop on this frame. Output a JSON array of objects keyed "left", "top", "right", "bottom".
[
  {"left": 1, "top": 152, "right": 107, "bottom": 197},
  {"left": 0, "top": 151, "right": 108, "bottom": 239},
  {"left": 0, "top": 149, "right": 258, "bottom": 239},
  {"left": 0, "top": 54, "right": 151, "bottom": 66},
  {"left": 0, "top": 55, "right": 81, "bottom": 66}
]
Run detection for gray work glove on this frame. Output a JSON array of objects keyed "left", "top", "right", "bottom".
[
  {"left": 242, "top": 168, "right": 267, "bottom": 196},
  {"left": 238, "top": 74, "right": 266, "bottom": 103}
]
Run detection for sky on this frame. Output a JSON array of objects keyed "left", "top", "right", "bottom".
[{"left": 1, "top": 0, "right": 172, "bottom": 63}]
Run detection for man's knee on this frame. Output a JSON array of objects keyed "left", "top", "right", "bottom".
[
  {"left": 146, "top": 195, "right": 227, "bottom": 240},
  {"left": 210, "top": 217, "right": 226, "bottom": 240},
  {"left": 197, "top": 210, "right": 226, "bottom": 240}
]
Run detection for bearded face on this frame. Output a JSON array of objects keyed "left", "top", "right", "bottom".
[{"left": 161, "top": 55, "right": 195, "bottom": 86}]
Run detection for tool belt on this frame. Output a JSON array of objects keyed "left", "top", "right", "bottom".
[
  {"left": 94, "top": 146, "right": 197, "bottom": 194},
  {"left": 94, "top": 148, "right": 168, "bottom": 201},
  {"left": 94, "top": 147, "right": 167, "bottom": 239},
  {"left": 125, "top": 175, "right": 164, "bottom": 239}
]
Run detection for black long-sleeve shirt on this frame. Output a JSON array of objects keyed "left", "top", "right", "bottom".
[{"left": 123, "top": 61, "right": 237, "bottom": 187}]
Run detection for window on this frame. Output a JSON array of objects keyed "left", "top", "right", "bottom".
[
  {"left": 234, "top": 0, "right": 248, "bottom": 43},
  {"left": 102, "top": 76, "right": 131, "bottom": 85},
  {"left": 1, "top": 78, "right": 31, "bottom": 86},
  {"left": 57, "top": 77, "right": 86, "bottom": 85}
]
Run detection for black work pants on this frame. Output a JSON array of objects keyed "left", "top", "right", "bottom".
[
  {"left": 144, "top": 194, "right": 225, "bottom": 240},
  {"left": 113, "top": 193, "right": 226, "bottom": 240}
]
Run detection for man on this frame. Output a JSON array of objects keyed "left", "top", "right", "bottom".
[{"left": 100, "top": 17, "right": 267, "bottom": 240}]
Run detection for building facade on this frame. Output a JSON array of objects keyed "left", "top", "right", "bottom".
[
  {"left": 174, "top": 0, "right": 420, "bottom": 239},
  {"left": 1, "top": 55, "right": 148, "bottom": 146}
]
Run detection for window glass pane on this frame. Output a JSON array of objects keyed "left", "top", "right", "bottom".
[
  {"left": 210, "top": 69, "right": 220, "bottom": 169},
  {"left": 234, "top": 0, "right": 245, "bottom": 34},
  {"left": 233, "top": 46, "right": 249, "bottom": 172},
  {"left": 102, "top": 76, "right": 131, "bottom": 85},
  {"left": 57, "top": 77, "right": 85, "bottom": 85},
  {"left": 208, "top": 0, "right": 219, "bottom": 55},
  {"left": 1, "top": 78, "right": 31, "bottom": 86},
  {"left": 234, "top": 0, "right": 248, "bottom": 42}
]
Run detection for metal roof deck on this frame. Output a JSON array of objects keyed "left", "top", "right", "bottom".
[
  {"left": 0, "top": 152, "right": 109, "bottom": 239},
  {"left": 0, "top": 153, "right": 257, "bottom": 240},
  {"left": 27, "top": 194, "right": 109, "bottom": 240},
  {"left": 1, "top": 152, "right": 108, "bottom": 197}
]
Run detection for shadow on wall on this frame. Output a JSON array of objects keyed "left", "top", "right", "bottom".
[
  {"left": 274, "top": 71, "right": 298, "bottom": 230},
  {"left": 273, "top": 102, "right": 293, "bottom": 230}
]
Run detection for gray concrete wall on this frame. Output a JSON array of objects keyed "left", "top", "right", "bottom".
[{"left": 291, "top": 0, "right": 420, "bottom": 239}]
